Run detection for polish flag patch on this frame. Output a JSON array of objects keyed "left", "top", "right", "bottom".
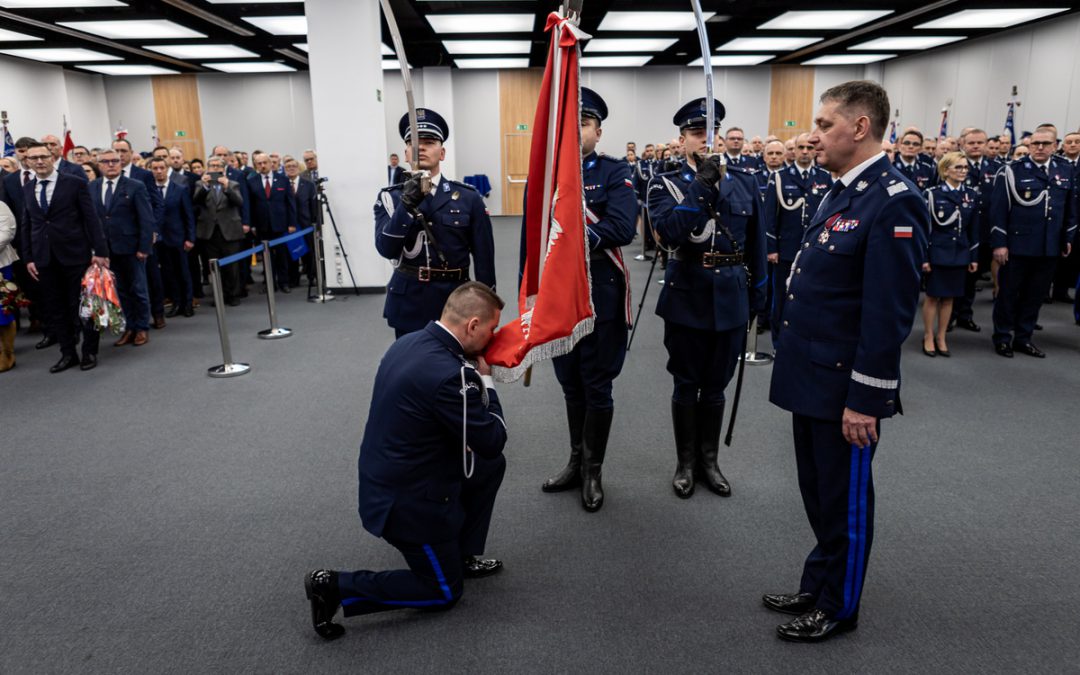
[
  {"left": 624, "top": 178, "right": 634, "bottom": 188},
  {"left": 894, "top": 225, "right": 913, "bottom": 238}
]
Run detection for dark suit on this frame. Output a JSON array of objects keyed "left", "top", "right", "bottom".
[
  {"left": 335, "top": 322, "right": 507, "bottom": 617},
  {"left": 21, "top": 172, "right": 108, "bottom": 359},
  {"left": 91, "top": 176, "right": 155, "bottom": 332},
  {"left": 58, "top": 158, "right": 88, "bottom": 181},
  {"left": 193, "top": 178, "right": 245, "bottom": 301},
  {"left": 124, "top": 164, "right": 166, "bottom": 318},
  {"left": 288, "top": 176, "right": 316, "bottom": 287},
  {"left": 247, "top": 171, "right": 296, "bottom": 289},
  {"left": 154, "top": 176, "right": 197, "bottom": 312},
  {"left": 388, "top": 165, "right": 405, "bottom": 185}
]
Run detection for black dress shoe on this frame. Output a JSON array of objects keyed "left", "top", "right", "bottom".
[
  {"left": 49, "top": 354, "right": 79, "bottom": 373},
  {"left": 280, "top": 285, "right": 292, "bottom": 294},
  {"left": 304, "top": 570, "right": 345, "bottom": 641},
  {"left": 955, "top": 318, "right": 981, "bottom": 332},
  {"left": 922, "top": 346, "right": 936, "bottom": 357},
  {"left": 776, "top": 609, "right": 857, "bottom": 643},
  {"left": 1034, "top": 323, "right": 1043, "bottom": 331},
  {"left": 762, "top": 592, "right": 816, "bottom": 615},
  {"left": 165, "top": 306, "right": 181, "bottom": 318},
  {"left": 182, "top": 307, "right": 195, "bottom": 317},
  {"left": 80, "top": 353, "right": 97, "bottom": 371},
  {"left": 463, "top": 556, "right": 503, "bottom": 579},
  {"left": 35, "top": 335, "right": 58, "bottom": 350},
  {"left": 1014, "top": 342, "right": 1046, "bottom": 358},
  {"left": 994, "top": 342, "right": 1014, "bottom": 358}
]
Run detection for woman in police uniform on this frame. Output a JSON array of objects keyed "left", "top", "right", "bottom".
[{"left": 921, "top": 152, "right": 979, "bottom": 356}]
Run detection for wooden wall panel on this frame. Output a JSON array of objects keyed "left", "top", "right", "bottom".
[
  {"left": 151, "top": 74, "right": 205, "bottom": 158},
  {"left": 499, "top": 69, "right": 544, "bottom": 215},
  {"left": 768, "top": 66, "right": 816, "bottom": 140}
]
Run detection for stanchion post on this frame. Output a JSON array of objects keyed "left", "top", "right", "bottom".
[
  {"left": 258, "top": 240, "right": 292, "bottom": 340},
  {"left": 308, "top": 202, "right": 333, "bottom": 303},
  {"left": 207, "top": 258, "right": 251, "bottom": 378},
  {"left": 745, "top": 314, "right": 774, "bottom": 365}
]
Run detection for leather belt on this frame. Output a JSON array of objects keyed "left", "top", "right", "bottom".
[
  {"left": 671, "top": 250, "right": 743, "bottom": 268},
  {"left": 395, "top": 263, "right": 470, "bottom": 282}
]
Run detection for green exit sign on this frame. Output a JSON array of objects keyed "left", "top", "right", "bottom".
[
  {"left": 174, "top": 130, "right": 187, "bottom": 137},
  {"left": 516, "top": 123, "right": 528, "bottom": 131},
  {"left": 784, "top": 120, "right": 796, "bottom": 128}
]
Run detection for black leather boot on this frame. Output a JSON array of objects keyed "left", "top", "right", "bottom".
[
  {"left": 672, "top": 401, "right": 697, "bottom": 499},
  {"left": 580, "top": 408, "right": 613, "bottom": 512},
  {"left": 542, "top": 401, "right": 586, "bottom": 492},
  {"left": 697, "top": 401, "right": 731, "bottom": 496}
]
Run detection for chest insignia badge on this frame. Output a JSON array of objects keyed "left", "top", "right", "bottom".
[
  {"left": 855, "top": 180, "right": 869, "bottom": 192},
  {"left": 818, "top": 228, "right": 830, "bottom": 244},
  {"left": 451, "top": 190, "right": 460, "bottom": 201}
]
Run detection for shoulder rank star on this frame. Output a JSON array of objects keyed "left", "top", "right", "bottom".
[
  {"left": 855, "top": 180, "right": 869, "bottom": 192},
  {"left": 818, "top": 228, "right": 830, "bottom": 244}
]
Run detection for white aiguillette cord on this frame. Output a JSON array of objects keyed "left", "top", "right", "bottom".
[{"left": 459, "top": 365, "right": 476, "bottom": 479}]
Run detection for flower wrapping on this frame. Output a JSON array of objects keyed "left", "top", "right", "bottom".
[{"left": 79, "top": 264, "right": 126, "bottom": 334}]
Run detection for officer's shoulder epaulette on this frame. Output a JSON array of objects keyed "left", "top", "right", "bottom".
[
  {"left": 877, "top": 172, "right": 918, "bottom": 198},
  {"left": 447, "top": 178, "right": 477, "bottom": 192},
  {"left": 653, "top": 167, "right": 683, "bottom": 179},
  {"left": 595, "top": 153, "right": 626, "bottom": 166},
  {"left": 724, "top": 164, "right": 752, "bottom": 175}
]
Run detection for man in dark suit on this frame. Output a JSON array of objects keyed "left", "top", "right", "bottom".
[
  {"left": 193, "top": 156, "right": 246, "bottom": 306},
  {"left": 211, "top": 145, "right": 252, "bottom": 288},
  {"left": 247, "top": 151, "right": 297, "bottom": 292},
  {"left": 149, "top": 157, "right": 196, "bottom": 318},
  {"left": 92, "top": 149, "right": 155, "bottom": 347},
  {"left": 283, "top": 156, "right": 316, "bottom": 288},
  {"left": 112, "top": 139, "right": 167, "bottom": 329},
  {"left": 4, "top": 136, "right": 50, "bottom": 342},
  {"left": 387, "top": 153, "right": 405, "bottom": 185},
  {"left": 20, "top": 141, "right": 109, "bottom": 372},
  {"left": 301, "top": 149, "right": 319, "bottom": 182},
  {"left": 41, "top": 135, "right": 87, "bottom": 181},
  {"left": 304, "top": 282, "right": 508, "bottom": 641}
]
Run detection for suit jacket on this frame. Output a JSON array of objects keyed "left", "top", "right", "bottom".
[
  {"left": 90, "top": 176, "right": 155, "bottom": 256},
  {"left": 154, "top": 176, "right": 196, "bottom": 247},
  {"left": 225, "top": 166, "right": 250, "bottom": 225},
  {"left": 20, "top": 172, "right": 108, "bottom": 268},
  {"left": 357, "top": 322, "right": 507, "bottom": 543},
  {"left": 388, "top": 165, "right": 405, "bottom": 185},
  {"left": 247, "top": 171, "right": 296, "bottom": 235},
  {"left": 292, "top": 176, "right": 315, "bottom": 229},
  {"left": 193, "top": 179, "right": 245, "bottom": 241},
  {"left": 2, "top": 171, "right": 29, "bottom": 253},
  {"left": 58, "top": 158, "right": 88, "bottom": 181},
  {"left": 125, "top": 164, "right": 164, "bottom": 232}
]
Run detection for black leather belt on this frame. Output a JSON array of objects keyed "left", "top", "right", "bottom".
[
  {"left": 671, "top": 250, "right": 743, "bottom": 268},
  {"left": 396, "top": 263, "right": 470, "bottom": 282}
]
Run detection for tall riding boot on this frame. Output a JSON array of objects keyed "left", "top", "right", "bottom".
[
  {"left": 697, "top": 401, "right": 731, "bottom": 496},
  {"left": 671, "top": 401, "right": 697, "bottom": 498},
  {"left": 580, "top": 408, "right": 613, "bottom": 512},
  {"left": 542, "top": 401, "right": 586, "bottom": 492},
  {"left": 0, "top": 323, "right": 15, "bottom": 372}
]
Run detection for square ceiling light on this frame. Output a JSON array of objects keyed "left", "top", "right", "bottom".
[
  {"left": 58, "top": 19, "right": 205, "bottom": 39},
  {"left": 585, "top": 38, "right": 678, "bottom": 53},
  {"left": 581, "top": 55, "right": 652, "bottom": 68},
  {"left": 0, "top": 47, "right": 121, "bottom": 62},
  {"left": 78, "top": 64, "right": 179, "bottom": 75},
  {"left": 145, "top": 44, "right": 257, "bottom": 59},
  {"left": 759, "top": 10, "right": 893, "bottom": 30},
  {"left": 597, "top": 12, "right": 711, "bottom": 31},
  {"left": 204, "top": 61, "right": 297, "bottom": 73},
  {"left": 382, "top": 43, "right": 393, "bottom": 55},
  {"left": 207, "top": 0, "right": 301, "bottom": 3},
  {"left": 0, "top": 28, "right": 42, "bottom": 41},
  {"left": 242, "top": 15, "right": 307, "bottom": 35},
  {"left": 0, "top": 0, "right": 124, "bottom": 6},
  {"left": 850, "top": 36, "right": 965, "bottom": 50},
  {"left": 916, "top": 8, "right": 1067, "bottom": 29},
  {"left": 427, "top": 14, "right": 533, "bottom": 34},
  {"left": 717, "top": 37, "right": 822, "bottom": 51},
  {"left": 688, "top": 54, "right": 774, "bottom": 66},
  {"left": 383, "top": 59, "right": 408, "bottom": 70},
  {"left": 803, "top": 53, "right": 896, "bottom": 65},
  {"left": 455, "top": 58, "right": 529, "bottom": 69},
  {"left": 443, "top": 40, "right": 531, "bottom": 55}
]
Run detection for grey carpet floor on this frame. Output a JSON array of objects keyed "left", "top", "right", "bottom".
[{"left": 2, "top": 216, "right": 1078, "bottom": 674}]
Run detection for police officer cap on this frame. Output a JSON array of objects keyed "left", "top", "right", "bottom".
[
  {"left": 399, "top": 108, "right": 449, "bottom": 143},
  {"left": 672, "top": 98, "right": 727, "bottom": 130},
  {"left": 581, "top": 87, "right": 608, "bottom": 122}
]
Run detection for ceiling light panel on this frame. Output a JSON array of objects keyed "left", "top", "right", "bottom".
[
  {"left": 242, "top": 16, "right": 308, "bottom": 35},
  {"left": 206, "top": 0, "right": 302, "bottom": 3},
  {"left": 581, "top": 55, "right": 652, "bottom": 68},
  {"left": 915, "top": 8, "right": 1068, "bottom": 29},
  {"left": 803, "top": 53, "right": 896, "bottom": 65},
  {"left": 597, "top": 12, "right": 711, "bottom": 31},
  {"left": 850, "top": 36, "right": 966, "bottom": 50},
  {"left": 145, "top": 44, "right": 257, "bottom": 59},
  {"left": 78, "top": 64, "right": 179, "bottom": 75},
  {"left": 584, "top": 38, "right": 678, "bottom": 53},
  {"left": 443, "top": 40, "right": 531, "bottom": 55},
  {"left": 58, "top": 19, "right": 205, "bottom": 39},
  {"left": 382, "top": 43, "right": 393, "bottom": 55},
  {"left": 0, "top": 47, "right": 122, "bottom": 62},
  {"left": 0, "top": 28, "right": 42, "bottom": 41},
  {"left": 383, "top": 59, "right": 410, "bottom": 70},
  {"left": 455, "top": 58, "right": 529, "bottom": 69},
  {"left": 717, "top": 37, "right": 822, "bottom": 51},
  {"left": 0, "top": 0, "right": 124, "bottom": 6},
  {"left": 688, "top": 54, "right": 774, "bottom": 66},
  {"left": 204, "top": 61, "right": 297, "bottom": 73},
  {"left": 759, "top": 10, "right": 893, "bottom": 30},
  {"left": 427, "top": 14, "right": 533, "bottom": 34}
]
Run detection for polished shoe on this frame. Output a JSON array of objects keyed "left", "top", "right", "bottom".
[
  {"left": 35, "top": 335, "right": 58, "bottom": 350},
  {"left": 165, "top": 306, "right": 181, "bottom": 318},
  {"left": 1034, "top": 323, "right": 1043, "bottom": 331},
  {"left": 994, "top": 342, "right": 1014, "bottom": 358},
  {"left": 114, "top": 330, "right": 134, "bottom": 347},
  {"left": 80, "top": 353, "right": 97, "bottom": 371},
  {"left": 182, "top": 307, "right": 195, "bottom": 317},
  {"left": 671, "top": 401, "right": 697, "bottom": 499},
  {"left": 304, "top": 570, "right": 345, "bottom": 641},
  {"left": 696, "top": 401, "right": 731, "bottom": 497},
  {"left": 152, "top": 315, "right": 166, "bottom": 329},
  {"left": 1014, "top": 342, "right": 1045, "bottom": 358},
  {"left": 280, "top": 285, "right": 292, "bottom": 294},
  {"left": 955, "top": 318, "right": 981, "bottom": 332},
  {"left": 580, "top": 408, "right": 613, "bottom": 512},
  {"left": 541, "top": 402, "right": 584, "bottom": 493},
  {"left": 49, "top": 354, "right": 79, "bottom": 373},
  {"left": 133, "top": 330, "right": 149, "bottom": 346},
  {"left": 762, "top": 592, "right": 816, "bottom": 616},
  {"left": 934, "top": 340, "right": 950, "bottom": 358},
  {"left": 463, "top": 556, "right": 503, "bottom": 578},
  {"left": 776, "top": 609, "right": 857, "bottom": 643},
  {"left": 922, "top": 346, "right": 936, "bottom": 357},
  {"left": 225, "top": 298, "right": 241, "bottom": 307}
]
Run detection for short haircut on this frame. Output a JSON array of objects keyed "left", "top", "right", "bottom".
[
  {"left": 726, "top": 127, "right": 744, "bottom": 137},
  {"left": 112, "top": 138, "right": 133, "bottom": 151},
  {"left": 901, "top": 129, "right": 924, "bottom": 143},
  {"left": 152, "top": 145, "right": 168, "bottom": 154},
  {"left": 960, "top": 128, "right": 987, "bottom": 142},
  {"left": 15, "top": 136, "right": 37, "bottom": 149},
  {"left": 1035, "top": 123, "right": 1058, "bottom": 140},
  {"left": 149, "top": 157, "right": 167, "bottom": 166},
  {"left": 442, "top": 281, "right": 504, "bottom": 323},
  {"left": 820, "top": 80, "right": 890, "bottom": 141},
  {"left": 98, "top": 148, "right": 118, "bottom": 157},
  {"left": 765, "top": 139, "right": 785, "bottom": 151},
  {"left": 937, "top": 151, "right": 967, "bottom": 180},
  {"left": 26, "top": 141, "right": 48, "bottom": 152},
  {"left": 207, "top": 157, "right": 225, "bottom": 168},
  {"left": 73, "top": 145, "right": 89, "bottom": 153},
  {"left": 389, "top": 153, "right": 399, "bottom": 159},
  {"left": 1065, "top": 131, "right": 1080, "bottom": 139}
]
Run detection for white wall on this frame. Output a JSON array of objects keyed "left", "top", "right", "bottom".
[
  {"left": 198, "top": 72, "right": 315, "bottom": 159},
  {"left": 452, "top": 70, "right": 501, "bottom": 209},
  {"left": 63, "top": 71, "right": 111, "bottom": 148},
  {"left": 103, "top": 76, "right": 156, "bottom": 152},
  {"left": 0, "top": 55, "right": 112, "bottom": 146}
]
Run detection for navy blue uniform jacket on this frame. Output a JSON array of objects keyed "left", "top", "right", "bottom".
[
  {"left": 21, "top": 172, "right": 108, "bottom": 268},
  {"left": 582, "top": 152, "right": 638, "bottom": 322},
  {"left": 90, "top": 176, "right": 155, "bottom": 256},
  {"left": 769, "top": 155, "right": 928, "bottom": 421},
  {"left": 247, "top": 171, "right": 296, "bottom": 235},
  {"left": 156, "top": 177, "right": 196, "bottom": 247},
  {"left": 358, "top": 322, "right": 507, "bottom": 544},
  {"left": 763, "top": 165, "right": 833, "bottom": 261},
  {"left": 924, "top": 183, "right": 979, "bottom": 266},
  {"left": 894, "top": 156, "right": 937, "bottom": 191},
  {"left": 989, "top": 156, "right": 1078, "bottom": 256}
]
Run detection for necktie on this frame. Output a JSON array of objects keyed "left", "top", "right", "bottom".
[
  {"left": 22, "top": 170, "right": 30, "bottom": 185},
  {"left": 264, "top": 176, "right": 271, "bottom": 198},
  {"left": 292, "top": 180, "right": 297, "bottom": 195},
  {"left": 817, "top": 180, "right": 844, "bottom": 217},
  {"left": 801, "top": 170, "right": 808, "bottom": 181},
  {"left": 104, "top": 180, "right": 114, "bottom": 209},
  {"left": 38, "top": 179, "right": 50, "bottom": 211},
  {"left": 158, "top": 184, "right": 165, "bottom": 198}
]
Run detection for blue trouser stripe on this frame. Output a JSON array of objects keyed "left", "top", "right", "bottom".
[
  {"left": 851, "top": 444, "right": 872, "bottom": 612},
  {"left": 841, "top": 444, "right": 861, "bottom": 616},
  {"left": 341, "top": 596, "right": 450, "bottom": 608},
  {"left": 423, "top": 544, "right": 454, "bottom": 602},
  {"left": 839, "top": 443, "right": 872, "bottom": 620}
]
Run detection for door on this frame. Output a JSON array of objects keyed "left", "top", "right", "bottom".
[{"left": 499, "top": 69, "right": 544, "bottom": 215}]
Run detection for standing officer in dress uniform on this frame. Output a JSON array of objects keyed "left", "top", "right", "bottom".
[
  {"left": 304, "top": 283, "right": 508, "bottom": 641},
  {"left": 952, "top": 129, "right": 1002, "bottom": 332},
  {"left": 374, "top": 108, "right": 497, "bottom": 338},
  {"left": 989, "top": 128, "right": 1077, "bottom": 357},
  {"left": 539, "top": 88, "right": 637, "bottom": 513},
  {"left": 765, "top": 81, "right": 926, "bottom": 642},
  {"left": 647, "top": 98, "right": 767, "bottom": 499},
  {"left": 894, "top": 129, "right": 937, "bottom": 191},
  {"left": 762, "top": 132, "right": 833, "bottom": 344}
]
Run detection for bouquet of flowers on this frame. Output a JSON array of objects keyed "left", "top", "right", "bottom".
[
  {"left": 1, "top": 277, "right": 29, "bottom": 317},
  {"left": 79, "top": 263, "right": 126, "bottom": 334}
]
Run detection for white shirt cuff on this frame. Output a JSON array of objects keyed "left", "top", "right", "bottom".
[{"left": 481, "top": 375, "right": 495, "bottom": 390}]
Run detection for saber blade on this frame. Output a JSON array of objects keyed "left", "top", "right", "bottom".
[
  {"left": 379, "top": 0, "right": 420, "bottom": 173},
  {"left": 690, "top": 0, "right": 714, "bottom": 153}
]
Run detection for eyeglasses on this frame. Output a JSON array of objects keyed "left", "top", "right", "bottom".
[
  {"left": 98, "top": 159, "right": 121, "bottom": 165},
  {"left": 1030, "top": 141, "right": 1055, "bottom": 147},
  {"left": 899, "top": 140, "right": 921, "bottom": 146},
  {"left": 25, "top": 155, "right": 51, "bottom": 162}
]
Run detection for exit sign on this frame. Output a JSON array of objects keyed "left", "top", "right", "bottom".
[
  {"left": 516, "top": 123, "right": 528, "bottom": 131},
  {"left": 784, "top": 120, "right": 796, "bottom": 127},
  {"left": 174, "top": 130, "right": 187, "bottom": 137}
]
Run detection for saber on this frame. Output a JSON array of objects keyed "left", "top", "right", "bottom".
[
  {"left": 690, "top": 0, "right": 715, "bottom": 154},
  {"left": 379, "top": 0, "right": 421, "bottom": 176}
]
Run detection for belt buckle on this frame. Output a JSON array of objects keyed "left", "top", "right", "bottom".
[
  {"left": 702, "top": 251, "right": 718, "bottom": 268},
  {"left": 418, "top": 266, "right": 431, "bottom": 282}
]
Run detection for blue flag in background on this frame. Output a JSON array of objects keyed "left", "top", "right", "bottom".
[
  {"left": 2, "top": 125, "right": 14, "bottom": 157},
  {"left": 1004, "top": 102, "right": 1016, "bottom": 147},
  {"left": 888, "top": 120, "right": 897, "bottom": 144}
]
